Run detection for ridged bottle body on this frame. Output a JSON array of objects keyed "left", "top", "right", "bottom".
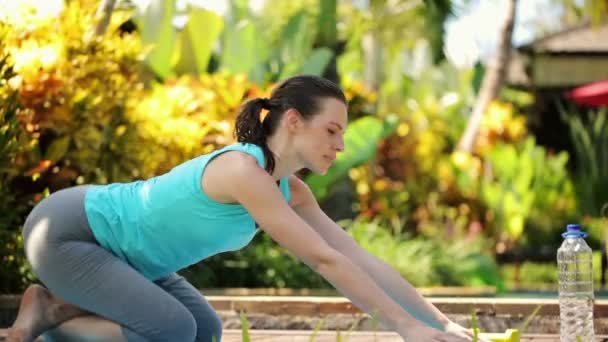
[{"left": 557, "top": 228, "right": 595, "bottom": 342}]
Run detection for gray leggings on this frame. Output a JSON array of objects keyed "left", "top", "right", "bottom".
[{"left": 22, "top": 185, "right": 222, "bottom": 342}]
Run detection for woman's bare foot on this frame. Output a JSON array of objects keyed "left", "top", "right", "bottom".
[
  {"left": 6, "top": 284, "right": 54, "bottom": 342},
  {"left": 6, "top": 284, "right": 87, "bottom": 342}
]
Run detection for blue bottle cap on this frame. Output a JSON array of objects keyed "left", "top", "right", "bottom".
[{"left": 562, "top": 223, "right": 589, "bottom": 238}]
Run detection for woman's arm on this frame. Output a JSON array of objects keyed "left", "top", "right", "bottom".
[
  {"left": 288, "top": 175, "right": 450, "bottom": 329},
  {"left": 205, "top": 152, "right": 465, "bottom": 341}
]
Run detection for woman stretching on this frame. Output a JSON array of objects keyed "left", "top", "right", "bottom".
[{"left": 8, "top": 75, "right": 486, "bottom": 341}]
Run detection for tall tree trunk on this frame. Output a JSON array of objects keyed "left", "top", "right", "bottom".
[
  {"left": 90, "top": 0, "right": 117, "bottom": 37},
  {"left": 457, "top": 0, "right": 518, "bottom": 152}
]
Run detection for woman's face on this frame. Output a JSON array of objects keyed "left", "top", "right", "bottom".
[{"left": 291, "top": 97, "right": 348, "bottom": 175}]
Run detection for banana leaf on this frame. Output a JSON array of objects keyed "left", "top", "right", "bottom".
[
  {"left": 132, "top": 0, "right": 177, "bottom": 79},
  {"left": 172, "top": 8, "right": 224, "bottom": 75}
]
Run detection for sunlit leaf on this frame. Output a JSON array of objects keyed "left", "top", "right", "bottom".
[
  {"left": 172, "top": 8, "right": 224, "bottom": 75},
  {"left": 44, "top": 135, "right": 70, "bottom": 161},
  {"left": 300, "top": 47, "right": 333, "bottom": 76},
  {"left": 132, "top": 0, "right": 177, "bottom": 79}
]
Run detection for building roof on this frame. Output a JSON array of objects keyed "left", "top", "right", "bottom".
[{"left": 519, "top": 21, "right": 608, "bottom": 54}]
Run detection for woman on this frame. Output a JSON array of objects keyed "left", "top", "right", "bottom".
[{"left": 8, "top": 75, "right": 486, "bottom": 341}]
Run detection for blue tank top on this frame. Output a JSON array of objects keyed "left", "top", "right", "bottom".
[{"left": 84, "top": 143, "right": 291, "bottom": 280}]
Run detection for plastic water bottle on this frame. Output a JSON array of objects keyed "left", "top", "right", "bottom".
[{"left": 557, "top": 224, "right": 595, "bottom": 342}]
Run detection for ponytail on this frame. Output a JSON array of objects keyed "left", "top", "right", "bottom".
[{"left": 234, "top": 98, "right": 276, "bottom": 173}]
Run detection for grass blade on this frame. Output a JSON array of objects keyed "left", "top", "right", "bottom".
[
  {"left": 518, "top": 304, "right": 542, "bottom": 334},
  {"left": 470, "top": 308, "right": 479, "bottom": 342},
  {"left": 309, "top": 319, "right": 325, "bottom": 342},
  {"left": 240, "top": 311, "right": 250, "bottom": 342}
]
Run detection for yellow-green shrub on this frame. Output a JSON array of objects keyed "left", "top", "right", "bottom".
[
  {"left": 126, "top": 73, "right": 257, "bottom": 177},
  {"left": 0, "top": 1, "right": 271, "bottom": 291},
  {"left": 2, "top": 0, "right": 146, "bottom": 186},
  {"left": 0, "top": 28, "right": 36, "bottom": 291},
  {"left": 349, "top": 88, "right": 469, "bottom": 232},
  {"left": 2, "top": 1, "right": 264, "bottom": 185}
]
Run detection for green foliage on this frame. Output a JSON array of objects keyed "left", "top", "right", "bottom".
[
  {"left": 132, "top": 0, "right": 177, "bottom": 78},
  {"left": 132, "top": 0, "right": 225, "bottom": 78},
  {"left": 132, "top": 0, "right": 333, "bottom": 82},
  {"left": 347, "top": 219, "right": 504, "bottom": 289},
  {"left": 0, "top": 1, "right": 263, "bottom": 291},
  {"left": 447, "top": 136, "right": 575, "bottom": 254},
  {"left": 412, "top": 192, "right": 478, "bottom": 240},
  {"left": 414, "top": 99, "right": 575, "bottom": 255},
  {"left": 182, "top": 206, "right": 505, "bottom": 290},
  {"left": 584, "top": 217, "right": 608, "bottom": 249},
  {"left": 500, "top": 252, "right": 605, "bottom": 288},
  {"left": 2, "top": 0, "right": 603, "bottom": 294},
  {"left": 336, "top": 0, "right": 454, "bottom": 88},
  {"left": 2, "top": 0, "right": 148, "bottom": 185},
  {"left": 227, "top": 6, "right": 334, "bottom": 82},
  {"left": 0, "top": 0, "right": 150, "bottom": 292},
  {"left": 419, "top": 0, "right": 454, "bottom": 63},
  {"left": 317, "top": 0, "right": 337, "bottom": 47},
  {"left": 559, "top": 105, "right": 608, "bottom": 218},
  {"left": 346, "top": 62, "right": 477, "bottom": 233},
  {"left": 249, "top": 4, "right": 335, "bottom": 80},
  {"left": 182, "top": 232, "right": 329, "bottom": 289},
  {"left": 480, "top": 138, "right": 575, "bottom": 242},
  {"left": 0, "top": 30, "right": 36, "bottom": 291},
  {"left": 127, "top": 73, "right": 253, "bottom": 177},
  {"left": 256, "top": 0, "right": 319, "bottom": 45},
  {"left": 220, "top": 19, "right": 267, "bottom": 83},
  {"left": 172, "top": 8, "right": 224, "bottom": 76}
]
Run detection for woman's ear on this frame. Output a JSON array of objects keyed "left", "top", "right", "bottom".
[{"left": 284, "top": 108, "right": 302, "bottom": 131}]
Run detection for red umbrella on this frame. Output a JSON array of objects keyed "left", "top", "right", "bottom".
[{"left": 567, "top": 80, "right": 608, "bottom": 107}]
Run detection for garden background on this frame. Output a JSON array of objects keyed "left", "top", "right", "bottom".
[{"left": 1, "top": 0, "right": 607, "bottom": 297}]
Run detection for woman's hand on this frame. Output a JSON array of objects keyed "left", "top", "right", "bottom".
[{"left": 443, "top": 320, "right": 492, "bottom": 342}]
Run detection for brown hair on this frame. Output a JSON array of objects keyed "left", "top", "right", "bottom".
[{"left": 234, "top": 75, "right": 346, "bottom": 173}]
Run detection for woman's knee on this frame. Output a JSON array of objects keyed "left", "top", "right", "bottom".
[
  {"left": 197, "top": 312, "right": 222, "bottom": 342},
  {"left": 163, "top": 306, "right": 198, "bottom": 342}
]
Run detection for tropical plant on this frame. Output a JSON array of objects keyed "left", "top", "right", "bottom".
[
  {"left": 478, "top": 137, "right": 575, "bottom": 246},
  {"left": 337, "top": 0, "right": 455, "bottom": 90},
  {"left": 559, "top": 104, "right": 608, "bottom": 218},
  {"left": 439, "top": 98, "right": 576, "bottom": 255},
  {"left": 2, "top": 0, "right": 147, "bottom": 185},
  {"left": 126, "top": 73, "right": 255, "bottom": 177},
  {"left": 347, "top": 219, "right": 504, "bottom": 289},
  {"left": 348, "top": 61, "right": 476, "bottom": 230},
  {"left": 0, "top": 0, "right": 272, "bottom": 292},
  {"left": 128, "top": 0, "right": 334, "bottom": 83},
  {"left": 182, "top": 231, "right": 329, "bottom": 289},
  {"left": 0, "top": 31, "right": 36, "bottom": 292}
]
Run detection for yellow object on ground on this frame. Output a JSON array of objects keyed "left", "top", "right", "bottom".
[{"left": 477, "top": 329, "right": 520, "bottom": 342}]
